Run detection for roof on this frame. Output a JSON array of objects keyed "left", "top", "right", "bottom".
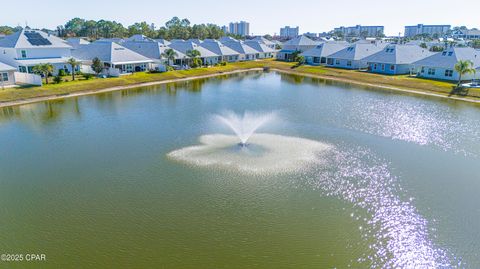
[
  {"left": 328, "top": 43, "right": 387, "bottom": 61},
  {"left": 122, "top": 41, "right": 186, "bottom": 59},
  {"left": 126, "top": 35, "right": 155, "bottom": 42},
  {"left": 413, "top": 47, "right": 480, "bottom": 68},
  {"left": 251, "top": 36, "right": 275, "bottom": 46},
  {"left": 200, "top": 40, "right": 239, "bottom": 56},
  {"left": 169, "top": 41, "right": 219, "bottom": 58},
  {"left": 65, "top": 37, "right": 90, "bottom": 48},
  {"left": 219, "top": 36, "right": 238, "bottom": 43},
  {"left": 154, "top": 39, "right": 171, "bottom": 46},
  {"left": 0, "top": 61, "right": 16, "bottom": 71},
  {"left": 244, "top": 41, "right": 277, "bottom": 53},
  {"left": 282, "top": 35, "right": 320, "bottom": 48},
  {"left": 0, "top": 29, "right": 72, "bottom": 49},
  {"left": 363, "top": 44, "right": 434, "bottom": 65},
  {"left": 222, "top": 40, "right": 259, "bottom": 54},
  {"left": 301, "top": 42, "right": 349, "bottom": 58},
  {"left": 13, "top": 57, "right": 71, "bottom": 66},
  {"left": 72, "top": 41, "right": 153, "bottom": 65}
]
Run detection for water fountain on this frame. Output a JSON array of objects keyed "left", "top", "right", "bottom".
[
  {"left": 168, "top": 111, "right": 331, "bottom": 174},
  {"left": 213, "top": 111, "right": 277, "bottom": 147}
]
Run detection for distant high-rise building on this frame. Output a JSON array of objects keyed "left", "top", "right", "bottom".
[
  {"left": 333, "top": 25, "right": 384, "bottom": 37},
  {"left": 404, "top": 24, "right": 451, "bottom": 37},
  {"left": 280, "top": 26, "right": 299, "bottom": 38},
  {"left": 221, "top": 25, "right": 229, "bottom": 34},
  {"left": 229, "top": 21, "right": 250, "bottom": 36}
]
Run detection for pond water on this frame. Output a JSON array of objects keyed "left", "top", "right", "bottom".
[{"left": 1, "top": 71, "right": 479, "bottom": 268}]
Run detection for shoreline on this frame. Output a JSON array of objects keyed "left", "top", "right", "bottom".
[{"left": 1, "top": 66, "right": 479, "bottom": 108}]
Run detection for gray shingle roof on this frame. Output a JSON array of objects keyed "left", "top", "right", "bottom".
[
  {"left": 200, "top": 40, "right": 239, "bottom": 56},
  {"left": 413, "top": 47, "right": 480, "bottom": 69},
  {"left": 222, "top": 41, "right": 259, "bottom": 54},
  {"left": 122, "top": 41, "right": 186, "bottom": 59},
  {"left": 72, "top": 41, "right": 152, "bottom": 65},
  {"left": 244, "top": 41, "right": 277, "bottom": 53},
  {"left": 301, "top": 42, "right": 349, "bottom": 58},
  {"left": 328, "top": 43, "right": 387, "bottom": 61},
  {"left": 363, "top": 44, "right": 434, "bottom": 65},
  {"left": 169, "top": 41, "right": 219, "bottom": 58},
  {"left": 0, "top": 29, "right": 72, "bottom": 49},
  {"left": 0, "top": 61, "right": 16, "bottom": 71}
]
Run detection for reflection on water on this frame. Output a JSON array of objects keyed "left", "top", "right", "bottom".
[{"left": 307, "top": 146, "right": 462, "bottom": 268}]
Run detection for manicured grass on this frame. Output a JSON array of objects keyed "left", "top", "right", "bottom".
[{"left": 1, "top": 59, "right": 479, "bottom": 104}]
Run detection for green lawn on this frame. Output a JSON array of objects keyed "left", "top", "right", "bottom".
[{"left": 1, "top": 59, "right": 479, "bottom": 104}]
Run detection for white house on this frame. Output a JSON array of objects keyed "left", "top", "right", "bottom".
[
  {"left": 244, "top": 40, "right": 277, "bottom": 59},
  {"left": 301, "top": 42, "right": 349, "bottom": 65},
  {"left": 250, "top": 36, "right": 276, "bottom": 49},
  {"left": 122, "top": 40, "right": 185, "bottom": 69},
  {"left": 221, "top": 40, "right": 260, "bottom": 61},
  {"left": 363, "top": 44, "right": 434, "bottom": 75},
  {"left": 0, "top": 29, "right": 74, "bottom": 75},
  {"left": 0, "top": 61, "right": 16, "bottom": 87},
  {"left": 326, "top": 43, "right": 387, "bottom": 69},
  {"left": 413, "top": 47, "right": 480, "bottom": 81},
  {"left": 200, "top": 40, "right": 240, "bottom": 62},
  {"left": 72, "top": 41, "right": 153, "bottom": 76},
  {"left": 277, "top": 36, "right": 320, "bottom": 61},
  {"left": 169, "top": 41, "right": 220, "bottom": 65}
]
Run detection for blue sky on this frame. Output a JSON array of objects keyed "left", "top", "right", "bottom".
[{"left": 3, "top": 0, "right": 480, "bottom": 36}]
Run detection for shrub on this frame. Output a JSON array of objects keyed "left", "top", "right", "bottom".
[
  {"left": 191, "top": 58, "right": 202, "bottom": 68},
  {"left": 219, "top": 61, "right": 227, "bottom": 66},
  {"left": 57, "top": 69, "right": 67, "bottom": 77},
  {"left": 53, "top": 75, "right": 63, "bottom": 84},
  {"left": 83, "top": 73, "right": 94, "bottom": 80},
  {"left": 166, "top": 66, "right": 174, "bottom": 71}
]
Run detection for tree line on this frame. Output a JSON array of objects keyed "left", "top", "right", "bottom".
[
  {"left": 56, "top": 17, "right": 231, "bottom": 40},
  {"left": 0, "top": 17, "right": 237, "bottom": 40}
]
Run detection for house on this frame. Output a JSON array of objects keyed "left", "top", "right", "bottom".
[
  {"left": 72, "top": 41, "right": 153, "bottom": 76},
  {"left": 200, "top": 40, "right": 240, "bottom": 62},
  {"left": 244, "top": 40, "right": 277, "bottom": 59},
  {"left": 169, "top": 41, "right": 220, "bottom": 65},
  {"left": 0, "top": 29, "right": 74, "bottom": 75},
  {"left": 301, "top": 42, "right": 348, "bottom": 65},
  {"left": 0, "top": 61, "right": 16, "bottom": 87},
  {"left": 221, "top": 40, "right": 260, "bottom": 61},
  {"left": 250, "top": 36, "right": 276, "bottom": 49},
  {"left": 413, "top": 47, "right": 480, "bottom": 81},
  {"left": 363, "top": 44, "right": 434, "bottom": 75},
  {"left": 326, "top": 43, "right": 387, "bottom": 69},
  {"left": 277, "top": 35, "right": 320, "bottom": 61},
  {"left": 122, "top": 40, "right": 185, "bottom": 69},
  {"left": 452, "top": 29, "right": 480, "bottom": 40}
]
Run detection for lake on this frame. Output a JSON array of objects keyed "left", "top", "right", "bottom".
[{"left": 1, "top": 71, "right": 479, "bottom": 268}]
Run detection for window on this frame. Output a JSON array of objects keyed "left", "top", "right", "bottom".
[
  {"left": 347, "top": 61, "right": 352, "bottom": 67},
  {"left": 421, "top": 67, "right": 425, "bottom": 73},
  {"left": 442, "top": 51, "right": 447, "bottom": 56},
  {"left": 1, "top": 73, "right": 8, "bottom": 82},
  {"left": 445, "top": 69, "right": 453, "bottom": 77},
  {"left": 19, "top": 66, "right": 27, "bottom": 73},
  {"left": 21, "top": 50, "right": 27, "bottom": 58},
  {"left": 327, "top": 58, "right": 334, "bottom": 65},
  {"left": 374, "top": 64, "right": 378, "bottom": 70},
  {"left": 390, "top": 65, "right": 395, "bottom": 71},
  {"left": 428, "top": 68, "right": 436, "bottom": 75},
  {"left": 335, "top": 59, "right": 340, "bottom": 65},
  {"left": 448, "top": 52, "right": 453, "bottom": 56},
  {"left": 313, "top": 57, "right": 320, "bottom": 64},
  {"left": 381, "top": 64, "right": 385, "bottom": 71}
]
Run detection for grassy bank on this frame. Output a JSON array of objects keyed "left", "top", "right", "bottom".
[{"left": 1, "top": 59, "right": 479, "bottom": 106}]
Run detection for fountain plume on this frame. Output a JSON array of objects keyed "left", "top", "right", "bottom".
[{"left": 214, "top": 111, "right": 277, "bottom": 146}]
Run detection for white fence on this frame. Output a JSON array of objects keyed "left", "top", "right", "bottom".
[{"left": 14, "top": 72, "right": 43, "bottom": 86}]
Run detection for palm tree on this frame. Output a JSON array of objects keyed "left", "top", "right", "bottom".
[
  {"left": 161, "top": 48, "right": 178, "bottom": 67},
  {"left": 67, "top": 58, "right": 80, "bottom": 81},
  {"left": 186, "top": 49, "right": 201, "bottom": 67},
  {"left": 32, "top": 63, "right": 54, "bottom": 84},
  {"left": 454, "top": 60, "right": 476, "bottom": 88}
]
